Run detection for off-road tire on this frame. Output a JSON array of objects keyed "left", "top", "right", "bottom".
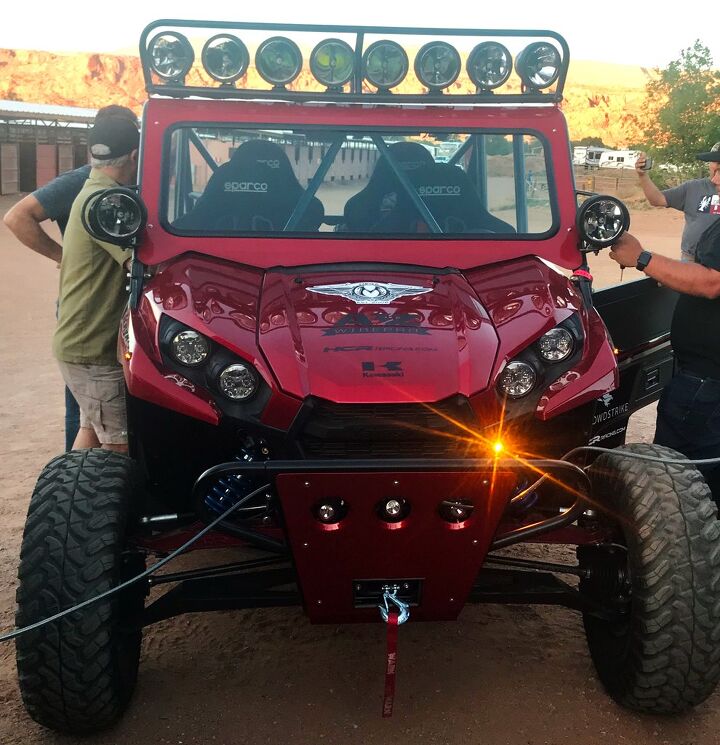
[
  {"left": 582, "top": 442, "right": 720, "bottom": 714},
  {"left": 15, "top": 449, "right": 146, "bottom": 734}
]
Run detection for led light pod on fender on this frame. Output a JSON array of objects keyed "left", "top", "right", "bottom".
[
  {"left": 577, "top": 195, "right": 630, "bottom": 248},
  {"left": 497, "top": 361, "right": 537, "bottom": 398},
  {"left": 538, "top": 327, "right": 574, "bottom": 362},
  {"left": 218, "top": 362, "right": 259, "bottom": 400}
]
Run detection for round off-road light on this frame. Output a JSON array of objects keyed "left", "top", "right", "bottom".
[
  {"left": 84, "top": 187, "right": 147, "bottom": 243},
  {"left": 378, "top": 497, "right": 410, "bottom": 523},
  {"left": 498, "top": 361, "right": 537, "bottom": 398},
  {"left": 577, "top": 195, "right": 631, "bottom": 248},
  {"left": 201, "top": 34, "right": 249, "bottom": 83},
  {"left": 538, "top": 327, "right": 574, "bottom": 362},
  {"left": 467, "top": 42, "right": 513, "bottom": 90},
  {"left": 170, "top": 330, "right": 210, "bottom": 366},
  {"left": 362, "top": 40, "right": 408, "bottom": 90},
  {"left": 516, "top": 42, "right": 561, "bottom": 90},
  {"left": 439, "top": 499, "right": 474, "bottom": 523},
  {"left": 313, "top": 498, "right": 347, "bottom": 524},
  {"left": 148, "top": 32, "right": 195, "bottom": 81},
  {"left": 310, "top": 38, "right": 355, "bottom": 88},
  {"left": 255, "top": 36, "right": 303, "bottom": 87},
  {"left": 414, "top": 41, "right": 461, "bottom": 91},
  {"left": 218, "top": 362, "right": 259, "bottom": 400}
]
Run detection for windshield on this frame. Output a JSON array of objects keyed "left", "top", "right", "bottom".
[{"left": 164, "top": 126, "right": 555, "bottom": 238}]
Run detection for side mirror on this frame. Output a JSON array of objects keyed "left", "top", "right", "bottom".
[
  {"left": 576, "top": 194, "right": 630, "bottom": 249},
  {"left": 82, "top": 187, "right": 147, "bottom": 247}
]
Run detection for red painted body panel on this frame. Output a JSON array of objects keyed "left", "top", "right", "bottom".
[
  {"left": 277, "top": 470, "right": 517, "bottom": 622},
  {"left": 258, "top": 270, "right": 498, "bottom": 403},
  {"left": 137, "top": 98, "right": 581, "bottom": 270}
]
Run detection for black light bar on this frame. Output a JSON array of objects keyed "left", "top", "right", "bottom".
[{"left": 140, "top": 19, "right": 570, "bottom": 104}]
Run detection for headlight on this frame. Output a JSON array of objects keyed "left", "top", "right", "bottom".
[
  {"left": 362, "top": 40, "right": 408, "bottom": 90},
  {"left": 498, "top": 361, "right": 537, "bottom": 398},
  {"left": 219, "top": 363, "right": 258, "bottom": 400},
  {"left": 538, "top": 327, "right": 574, "bottom": 362},
  {"left": 310, "top": 38, "right": 355, "bottom": 88},
  {"left": 466, "top": 42, "right": 512, "bottom": 91},
  {"left": 148, "top": 32, "right": 195, "bottom": 81},
  {"left": 516, "top": 42, "right": 561, "bottom": 90},
  {"left": 170, "top": 330, "right": 210, "bottom": 366},
  {"left": 414, "top": 41, "right": 461, "bottom": 91},
  {"left": 255, "top": 36, "right": 303, "bottom": 87},
  {"left": 577, "top": 195, "right": 630, "bottom": 247},
  {"left": 202, "top": 34, "right": 249, "bottom": 83}
]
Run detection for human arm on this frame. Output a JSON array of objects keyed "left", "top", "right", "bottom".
[
  {"left": 3, "top": 194, "right": 63, "bottom": 263},
  {"left": 634, "top": 154, "right": 667, "bottom": 207},
  {"left": 609, "top": 233, "right": 720, "bottom": 299}
]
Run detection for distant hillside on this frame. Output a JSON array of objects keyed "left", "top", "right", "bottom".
[{"left": 0, "top": 48, "right": 652, "bottom": 147}]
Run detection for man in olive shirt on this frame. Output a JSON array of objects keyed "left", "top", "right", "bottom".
[{"left": 54, "top": 115, "right": 139, "bottom": 452}]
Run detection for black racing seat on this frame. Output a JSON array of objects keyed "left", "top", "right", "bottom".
[
  {"left": 173, "top": 140, "right": 324, "bottom": 232},
  {"left": 341, "top": 141, "right": 434, "bottom": 232},
  {"left": 376, "top": 162, "right": 516, "bottom": 234}
]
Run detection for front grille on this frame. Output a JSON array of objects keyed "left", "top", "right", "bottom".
[{"left": 298, "top": 398, "right": 481, "bottom": 459}]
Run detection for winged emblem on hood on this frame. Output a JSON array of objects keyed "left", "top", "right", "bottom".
[{"left": 307, "top": 281, "right": 433, "bottom": 305}]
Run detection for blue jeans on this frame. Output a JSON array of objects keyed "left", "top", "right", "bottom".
[
  {"left": 65, "top": 386, "right": 80, "bottom": 451},
  {"left": 654, "top": 370, "right": 720, "bottom": 504}
]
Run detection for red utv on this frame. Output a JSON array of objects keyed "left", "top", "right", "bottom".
[{"left": 15, "top": 20, "right": 720, "bottom": 733}]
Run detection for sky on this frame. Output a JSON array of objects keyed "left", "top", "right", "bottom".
[{"left": 0, "top": 2, "right": 716, "bottom": 68}]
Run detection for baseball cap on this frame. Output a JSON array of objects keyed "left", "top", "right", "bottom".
[
  {"left": 697, "top": 142, "right": 720, "bottom": 162},
  {"left": 88, "top": 115, "right": 139, "bottom": 160}
]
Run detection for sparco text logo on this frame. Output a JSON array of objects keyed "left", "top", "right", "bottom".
[
  {"left": 417, "top": 185, "right": 461, "bottom": 197},
  {"left": 224, "top": 182, "right": 269, "bottom": 192}
]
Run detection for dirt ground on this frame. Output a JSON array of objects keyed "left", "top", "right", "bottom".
[{"left": 0, "top": 192, "right": 714, "bottom": 745}]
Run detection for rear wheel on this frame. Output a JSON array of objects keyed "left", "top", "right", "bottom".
[
  {"left": 580, "top": 443, "right": 720, "bottom": 714},
  {"left": 15, "top": 449, "right": 146, "bottom": 734}
]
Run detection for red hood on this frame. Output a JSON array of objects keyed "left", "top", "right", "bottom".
[{"left": 258, "top": 270, "right": 499, "bottom": 403}]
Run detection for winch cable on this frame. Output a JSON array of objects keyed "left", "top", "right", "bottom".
[
  {"left": 4, "top": 446, "right": 720, "bottom": 645},
  {"left": 0, "top": 482, "right": 271, "bottom": 645},
  {"left": 564, "top": 445, "right": 720, "bottom": 467}
]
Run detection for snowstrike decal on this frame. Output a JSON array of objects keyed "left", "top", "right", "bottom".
[
  {"left": 592, "top": 391, "right": 630, "bottom": 425},
  {"left": 323, "top": 311, "right": 430, "bottom": 336}
]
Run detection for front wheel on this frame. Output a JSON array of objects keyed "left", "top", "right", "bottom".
[
  {"left": 15, "top": 449, "right": 146, "bottom": 734},
  {"left": 580, "top": 443, "right": 720, "bottom": 714}
]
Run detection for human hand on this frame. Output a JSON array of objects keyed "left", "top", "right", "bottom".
[
  {"left": 609, "top": 233, "right": 643, "bottom": 268},
  {"left": 635, "top": 152, "right": 648, "bottom": 175}
]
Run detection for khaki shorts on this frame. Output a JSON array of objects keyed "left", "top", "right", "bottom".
[{"left": 57, "top": 361, "right": 128, "bottom": 445}]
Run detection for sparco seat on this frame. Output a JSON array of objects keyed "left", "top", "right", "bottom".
[
  {"left": 376, "top": 162, "right": 517, "bottom": 234},
  {"left": 340, "top": 141, "right": 434, "bottom": 232},
  {"left": 173, "top": 140, "right": 324, "bottom": 232}
]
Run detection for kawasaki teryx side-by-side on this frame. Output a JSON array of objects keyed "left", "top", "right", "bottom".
[{"left": 13, "top": 21, "right": 720, "bottom": 734}]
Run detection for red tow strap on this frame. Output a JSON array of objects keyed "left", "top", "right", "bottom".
[{"left": 382, "top": 609, "right": 399, "bottom": 718}]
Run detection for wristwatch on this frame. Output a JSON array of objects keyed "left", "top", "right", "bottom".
[{"left": 636, "top": 250, "right": 653, "bottom": 271}]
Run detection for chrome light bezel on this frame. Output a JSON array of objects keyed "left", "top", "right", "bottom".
[
  {"left": 201, "top": 34, "right": 249, "bottom": 83},
  {"left": 414, "top": 41, "right": 461, "bottom": 91},
  {"left": 497, "top": 360, "right": 537, "bottom": 399},
  {"left": 577, "top": 195, "right": 631, "bottom": 248},
  {"left": 218, "top": 362, "right": 259, "bottom": 400},
  {"left": 310, "top": 38, "right": 355, "bottom": 88},
  {"left": 516, "top": 42, "right": 561, "bottom": 90},
  {"left": 537, "top": 327, "right": 574, "bottom": 362},
  {"left": 255, "top": 36, "right": 303, "bottom": 87},
  {"left": 170, "top": 329, "right": 211, "bottom": 367},
  {"left": 148, "top": 31, "right": 195, "bottom": 81},
  {"left": 466, "top": 41, "right": 513, "bottom": 90},
  {"left": 362, "top": 40, "right": 409, "bottom": 90}
]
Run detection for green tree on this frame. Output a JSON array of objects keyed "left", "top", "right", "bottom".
[
  {"left": 642, "top": 41, "right": 720, "bottom": 172},
  {"left": 574, "top": 136, "right": 609, "bottom": 148}
]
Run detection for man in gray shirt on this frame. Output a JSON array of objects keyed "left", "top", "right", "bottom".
[
  {"left": 636, "top": 143, "right": 720, "bottom": 261},
  {"left": 3, "top": 105, "right": 137, "bottom": 451}
]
